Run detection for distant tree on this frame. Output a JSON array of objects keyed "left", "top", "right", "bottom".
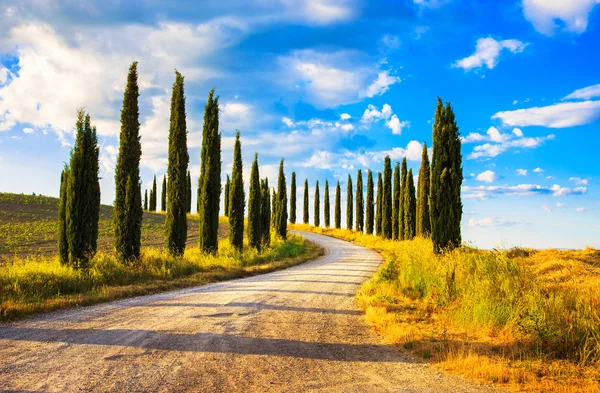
[
  {"left": 381, "top": 156, "right": 392, "bottom": 239},
  {"left": 303, "top": 179, "right": 309, "bottom": 224},
  {"left": 404, "top": 168, "right": 417, "bottom": 240},
  {"left": 399, "top": 157, "right": 408, "bottom": 240},
  {"left": 290, "top": 172, "right": 297, "bottom": 224},
  {"left": 144, "top": 190, "right": 148, "bottom": 211},
  {"left": 392, "top": 162, "right": 400, "bottom": 239},
  {"left": 346, "top": 175, "right": 353, "bottom": 230},
  {"left": 187, "top": 171, "right": 192, "bottom": 213},
  {"left": 355, "top": 170, "right": 364, "bottom": 233},
  {"left": 430, "top": 98, "right": 463, "bottom": 253},
  {"left": 275, "top": 159, "right": 288, "bottom": 239},
  {"left": 248, "top": 153, "right": 262, "bottom": 251},
  {"left": 375, "top": 172, "right": 383, "bottom": 236},
  {"left": 229, "top": 131, "right": 244, "bottom": 251},
  {"left": 324, "top": 180, "right": 330, "bottom": 228},
  {"left": 334, "top": 181, "right": 341, "bottom": 229},
  {"left": 314, "top": 180, "right": 320, "bottom": 227},
  {"left": 150, "top": 175, "right": 157, "bottom": 212},
  {"left": 113, "top": 62, "right": 142, "bottom": 261},
  {"left": 58, "top": 166, "right": 69, "bottom": 264},
  {"left": 417, "top": 143, "right": 431, "bottom": 237},
  {"left": 365, "top": 170, "right": 374, "bottom": 235},
  {"left": 224, "top": 175, "right": 230, "bottom": 217},
  {"left": 260, "top": 178, "right": 271, "bottom": 247},
  {"left": 161, "top": 175, "right": 167, "bottom": 212}
]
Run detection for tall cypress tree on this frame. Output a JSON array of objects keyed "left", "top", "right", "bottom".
[
  {"left": 314, "top": 180, "right": 320, "bottom": 227},
  {"left": 417, "top": 143, "right": 431, "bottom": 237},
  {"left": 375, "top": 172, "right": 383, "bottom": 236},
  {"left": 275, "top": 159, "right": 288, "bottom": 239},
  {"left": 346, "top": 175, "right": 353, "bottom": 230},
  {"left": 261, "top": 178, "right": 271, "bottom": 247},
  {"left": 144, "top": 190, "right": 148, "bottom": 211},
  {"left": 404, "top": 168, "right": 417, "bottom": 240},
  {"left": 248, "top": 153, "right": 262, "bottom": 250},
  {"left": 150, "top": 175, "right": 157, "bottom": 212},
  {"left": 187, "top": 171, "right": 192, "bottom": 213},
  {"left": 355, "top": 170, "right": 364, "bottom": 233},
  {"left": 224, "top": 175, "right": 230, "bottom": 217},
  {"left": 324, "top": 180, "right": 330, "bottom": 228},
  {"left": 334, "top": 181, "right": 341, "bottom": 229},
  {"left": 290, "top": 172, "right": 297, "bottom": 224},
  {"left": 113, "top": 62, "right": 142, "bottom": 261},
  {"left": 58, "top": 167, "right": 69, "bottom": 264},
  {"left": 228, "top": 132, "right": 244, "bottom": 250},
  {"left": 381, "top": 156, "right": 393, "bottom": 239},
  {"left": 198, "top": 89, "right": 221, "bottom": 253},
  {"left": 430, "top": 98, "right": 463, "bottom": 252},
  {"left": 165, "top": 71, "right": 189, "bottom": 256},
  {"left": 271, "top": 189, "right": 277, "bottom": 227},
  {"left": 303, "top": 179, "right": 309, "bottom": 224},
  {"left": 399, "top": 157, "right": 408, "bottom": 240},
  {"left": 161, "top": 175, "right": 167, "bottom": 212},
  {"left": 365, "top": 170, "right": 374, "bottom": 235},
  {"left": 392, "top": 162, "right": 400, "bottom": 239}
]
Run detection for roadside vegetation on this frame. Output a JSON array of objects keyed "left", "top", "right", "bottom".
[{"left": 291, "top": 224, "right": 600, "bottom": 393}]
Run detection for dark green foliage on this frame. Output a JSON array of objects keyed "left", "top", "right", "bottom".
[
  {"left": 113, "top": 62, "right": 143, "bottom": 261},
  {"left": 303, "top": 179, "right": 309, "bottom": 224},
  {"left": 248, "top": 153, "right": 261, "bottom": 250},
  {"left": 381, "top": 157, "right": 392, "bottom": 239},
  {"left": 365, "top": 170, "right": 374, "bottom": 235},
  {"left": 417, "top": 143, "right": 431, "bottom": 237},
  {"left": 290, "top": 172, "right": 296, "bottom": 224},
  {"left": 430, "top": 98, "right": 463, "bottom": 253},
  {"left": 346, "top": 175, "right": 353, "bottom": 231},
  {"left": 355, "top": 170, "right": 364, "bottom": 233},
  {"left": 186, "top": 171, "right": 192, "bottom": 213},
  {"left": 58, "top": 167, "right": 69, "bottom": 264},
  {"left": 375, "top": 172, "right": 383, "bottom": 236},
  {"left": 198, "top": 89, "right": 222, "bottom": 253},
  {"left": 314, "top": 180, "right": 320, "bottom": 227},
  {"left": 161, "top": 175, "right": 167, "bottom": 212},
  {"left": 144, "top": 190, "right": 148, "bottom": 211},
  {"left": 324, "top": 180, "right": 330, "bottom": 228},
  {"left": 260, "top": 178, "right": 271, "bottom": 247},
  {"left": 404, "top": 168, "right": 417, "bottom": 240},
  {"left": 399, "top": 157, "right": 407, "bottom": 240},
  {"left": 334, "top": 181, "right": 341, "bottom": 229},
  {"left": 392, "top": 162, "right": 400, "bottom": 239},
  {"left": 274, "top": 159, "right": 288, "bottom": 239},
  {"left": 229, "top": 131, "right": 245, "bottom": 251},
  {"left": 150, "top": 175, "right": 157, "bottom": 212},
  {"left": 165, "top": 70, "right": 189, "bottom": 256},
  {"left": 224, "top": 175, "right": 230, "bottom": 217},
  {"left": 271, "top": 189, "right": 277, "bottom": 227}
]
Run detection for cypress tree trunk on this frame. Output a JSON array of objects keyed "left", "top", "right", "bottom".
[
  {"left": 376, "top": 172, "right": 383, "bottom": 236},
  {"left": 161, "top": 175, "right": 167, "bottom": 212},
  {"left": 303, "top": 179, "right": 309, "bottom": 224},
  {"left": 229, "top": 132, "right": 245, "bottom": 251},
  {"left": 151, "top": 175, "right": 157, "bottom": 212},
  {"left": 114, "top": 62, "right": 142, "bottom": 261},
  {"left": 314, "top": 180, "right": 320, "bottom": 227},
  {"left": 355, "top": 170, "right": 364, "bottom": 233},
  {"left": 324, "top": 180, "right": 330, "bottom": 228},
  {"left": 275, "top": 159, "right": 288, "bottom": 239},
  {"left": 271, "top": 190, "right": 277, "bottom": 227},
  {"left": 224, "top": 175, "right": 230, "bottom": 217},
  {"left": 198, "top": 89, "right": 221, "bottom": 253},
  {"left": 382, "top": 156, "right": 393, "bottom": 239},
  {"left": 334, "top": 181, "right": 341, "bottom": 229},
  {"left": 346, "top": 175, "right": 353, "bottom": 231},
  {"left": 365, "top": 170, "right": 374, "bottom": 235},
  {"left": 417, "top": 143, "right": 431, "bottom": 237},
  {"left": 165, "top": 71, "right": 189, "bottom": 256},
  {"left": 261, "top": 178, "right": 271, "bottom": 247},
  {"left": 187, "top": 171, "right": 192, "bottom": 213},
  {"left": 404, "top": 168, "right": 417, "bottom": 240},
  {"left": 290, "top": 172, "right": 296, "bottom": 224},
  {"left": 248, "top": 153, "right": 262, "bottom": 250},
  {"left": 58, "top": 167, "right": 69, "bottom": 264},
  {"left": 399, "top": 157, "right": 407, "bottom": 240},
  {"left": 430, "top": 98, "right": 463, "bottom": 253},
  {"left": 392, "top": 162, "right": 400, "bottom": 239},
  {"left": 144, "top": 190, "right": 148, "bottom": 211}
]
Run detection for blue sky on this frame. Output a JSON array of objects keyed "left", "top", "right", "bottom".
[{"left": 0, "top": 0, "right": 598, "bottom": 249}]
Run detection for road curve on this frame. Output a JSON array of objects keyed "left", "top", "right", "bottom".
[{"left": 0, "top": 231, "right": 496, "bottom": 393}]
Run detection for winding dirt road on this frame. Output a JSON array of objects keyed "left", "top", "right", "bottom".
[{"left": 0, "top": 231, "right": 497, "bottom": 392}]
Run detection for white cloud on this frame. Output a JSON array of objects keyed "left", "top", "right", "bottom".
[
  {"left": 0, "top": 65, "right": 8, "bottom": 85},
  {"left": 362, "top": 70, "right": 402, "bottom": 98},
  {"left": 452, "top": 37, "right": 527, "bottom": 71},
  {"left": 304, "top": 150, "right": 336, "bottom": 169},
  {"left": 361, "top": 103, "right": 393, "bottom": 121},
  {"left": 476, "top": 170, "right": 498, "bottom": 183},
  {"left": 512, "top": 128, "right": 524, "bottom": 137},
  {"left": 413, "top": 0, "right": 455, "bottom": 8},
  {"left": 564, "top": 84, "right": 600, "bottom": 100},
  {"left": 468, "top": 131, "right": 554, "bottom": 160},
  {"left": 340, "top": 113, "right": 351, "bottom": 120},
  {"left": 492, "top": 101, "right": 600, "bottom": 128},
  {"left": 517, "top": 169, "right": 528, "bottom": 176},
  {"left": 220, "top": 102, "right": 253, "bottom": 131},
  {"left": 522, "top": 0, "right": 600, "bottom": 36},
  {"left": 533, "top": 167, "right": 544, "bottom": 173},
  {"left": 463, "top": 183, "right": 587, "bottom": 199},
  {"left": 298, "top": 0, "right": 356, "bottom": 25},
  {"left": 22, "top": 127, "right": 34, "bottom": 134},
  {"left": 576, "top": 207, "right": 587, "bottom": 212},
  {"left": 570, "top": 177, "right": 589, "bottom": 186},
  {"left": 282, "top": 117, "right": 294, "bottom": 127},
  {"left": 381, "top": 34, "right": 400, "bottom": 49},
  {"left": 385, "top": 114, "right": 410, "bottom": 135},
  {"left": 468, "top": 217, "right": 518, "bottom": 227}
]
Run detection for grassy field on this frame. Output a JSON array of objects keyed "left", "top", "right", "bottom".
[{"left": 291, "top": 224, "right": 600, "bottom": 393}]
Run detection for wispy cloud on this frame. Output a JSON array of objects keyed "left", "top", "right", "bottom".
[
  {"left": 468, "top": 217, "right": 519, "bottom": 227},
  {"left": 492, "top": 101, "right": 600, "bottom": 128},
  {"left": 452, "top": 37, "right": 527, "bottom": 71},
  {"left": 465, "top": 127, "right": 554, "bottom": 159},
  {"left": 564, "top": 84, "right": 600, "bottom": 100},
  {"left": 463, "top": 183, "right": 587, "bottom": 199},
  {"left": 522, "top": 0, "right": 600, "bottom": 36}
]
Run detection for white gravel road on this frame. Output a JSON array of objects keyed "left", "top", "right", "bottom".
[{"left": 0, "top": 231, "right": 498, "bottom": 392}]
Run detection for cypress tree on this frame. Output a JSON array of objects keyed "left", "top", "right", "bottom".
[
  {"left": 224, "top": 175, "right": 230, "bottom": 217},
  {"left": 150, "top": 175, "right": 157, "bottom": 212},
  {"left": 58, "top": 167, "right": 69, "bottom": 264},
  {"left": 187, "top": 171, "right": 192, "bottom": 213},
  {"left": 198, "top": 89, "right": 222, "bottom": 253},
  {"left": 334, "top": 181, "right": 341, "bottom": 229},
  {"left": 314, "top": 180, "right": 320, "bottom": 227},
  {"left": 144, "top": 190, "right": 148, "bottom": 211},
  {"left": 392, "top": 162, "right": 400, "bottom": 239},
  {"left": 275, "top": 159, "right": 288, "bottom": 239},
  {"left": 165, "top": 70, "right": 189, "bottom": 256},
  {"left": 430, "top": 98, "right": 463, "bottom": 253},
  {"left": 324, "top": 180, "right": 330, "bottom": 228},
  {"left": 248, "top": 153, "right": 261, "bottom": 250},
  {"left": 355, "top": 170, "right": 364, "bottom": 233},
  {"left": 261, "top": 178, "right": 271, "bottom": 247},
  {"left": 161, "top": 175, "right": 167, "bottom": 212},
  {"left": 404, "top": 168, "right": 417, "bottom": 240},
  {"left": 229, "top": 131, "right": 244, "bottom": 251},
  {"left": 365, "top": 170, "right": 374, "bottom": 235},
  {"left": 346, "top": 175, "right": 353, "bottom": 231},
  {"left": 417, "top": 143, "right": 431, "bottom": 237},
  {"left": 376, "top": 172, "right": 383, "bottom": 236},
  {"left": 381, "top": 156, "right": 392, "bottom": 239},
  {"left": 271, "top": 189, "right": 277, "bottom": 227},
  {"left": 399, "top": 157, "right": 408, "bottom": 240},
  {"left": 303, "top": 179, "right": 309, "bottom": 224},
  {"left": 113, "top": 62, "right": 142, "bottom": 261},
  {"left": 290, "top": 172, "right": 297, "bottom": 224}
]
